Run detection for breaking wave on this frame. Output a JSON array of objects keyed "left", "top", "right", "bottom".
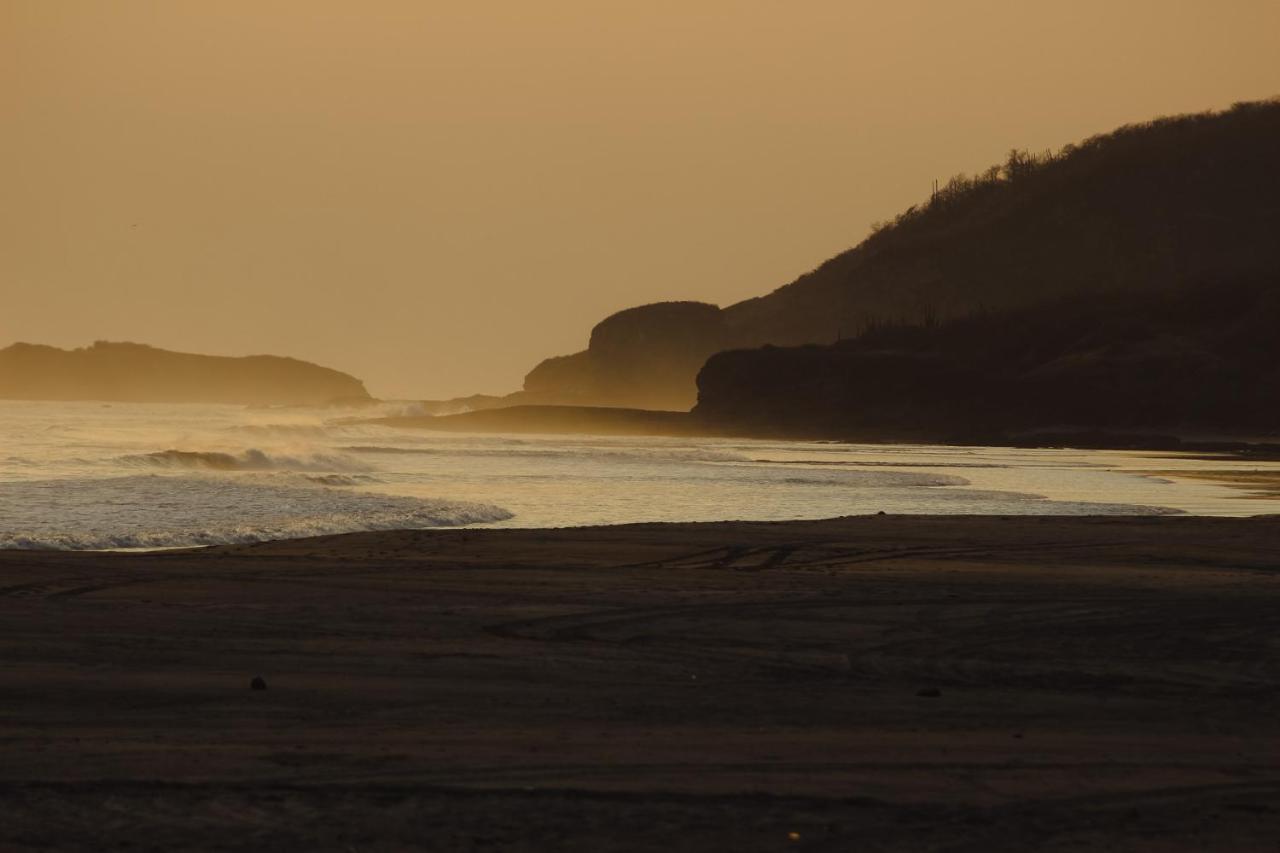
[
  {"left": 339, "top": 445, "right": 749, "bottom": 463},
  {"left": 779, "top": 472, "right": 970, "bottom": 487},
  {"left": 0, "top": 475, "right": 512, "bottom": 550},
  {"left": 120, "top": 448, "right": 369, "bottom": 472},
  {"left": 223, "top": 423, "right": 335, "bottom": 439},
  {"left": 300, "top": 473, "right": 382, "bottom": 487}
]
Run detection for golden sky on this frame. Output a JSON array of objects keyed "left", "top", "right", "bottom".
[{"left": 3, "top": 1, "right": 1278, "bottom": 398}]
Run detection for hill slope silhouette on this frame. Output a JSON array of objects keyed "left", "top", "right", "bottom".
[{"left": 520, "top": 99, "right": 1280, "bottom": 413}]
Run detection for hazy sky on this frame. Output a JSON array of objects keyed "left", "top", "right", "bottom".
[{"left": 4, "top": 2, "right": 1278, "bottom": 398}]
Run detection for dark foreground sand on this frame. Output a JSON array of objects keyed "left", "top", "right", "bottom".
[{"left": 2, "top": 515, "right": 1280, "bottom": 851}]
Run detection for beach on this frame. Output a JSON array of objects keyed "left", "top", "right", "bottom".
[{"left": 2, "top": 514, "right": 1279, "bottom": 850}]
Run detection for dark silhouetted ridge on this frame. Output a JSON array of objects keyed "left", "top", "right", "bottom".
[{"left": 519, "top": 99, "right": 1280, "bottom": 412}]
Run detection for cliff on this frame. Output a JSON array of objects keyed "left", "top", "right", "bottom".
[
  {"left": 520, "top": 301, "right": 727, "bottom": 410},
  {"left": 0, "top": 341, "right": 371, "bottom": 406}
]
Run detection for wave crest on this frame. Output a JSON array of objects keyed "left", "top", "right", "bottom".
[
  {"left": 120, "top": 448, "right": 368, "bottom": 472},
  {"left": 780, "top": 471, "right": 970, "bottom": 487}
]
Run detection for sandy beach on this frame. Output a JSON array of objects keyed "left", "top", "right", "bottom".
[{"left": 2, "top": 515, "right": 1279, "bottom": 850}]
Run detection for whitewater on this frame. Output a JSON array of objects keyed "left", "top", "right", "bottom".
[{"left": 3, "top": 399, "right": 1279, "bottom": 550}]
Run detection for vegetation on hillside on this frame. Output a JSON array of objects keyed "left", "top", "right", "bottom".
[{"left": 725, "top": 98, "right": 1280, "bottom": 344}]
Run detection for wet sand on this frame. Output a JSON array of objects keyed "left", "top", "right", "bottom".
[
  {"left": 2, "top": 515, "right": 1279, "bottom": 851},
  {"left": 1143, "top": 469, "right": 1280, "bottom": 499}
]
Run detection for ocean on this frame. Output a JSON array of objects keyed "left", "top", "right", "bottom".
[{"left": 2, "top": 400, "right": 1277, "bottom": 550}]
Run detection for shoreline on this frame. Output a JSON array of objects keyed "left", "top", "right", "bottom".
[
  {"left": 373, "top": 403, "right": 1280, "bottom": 459},
  {"left": 3, "top": 514, "right": 1279, "bottom": 849}
]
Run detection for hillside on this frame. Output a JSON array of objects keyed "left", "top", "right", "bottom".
[
  {"left": 694, "top": 274, "right": 1280, "bottom": 441},
  {"left": 0, "top": 341, "right": 371, "bottom": 406},
  {"left": 520, "top": 99, "right": 1280, "bottom": 410}
]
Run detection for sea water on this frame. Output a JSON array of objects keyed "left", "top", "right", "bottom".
[{"left": 2, "top": 400, "right": 1278, "bottom": 550}]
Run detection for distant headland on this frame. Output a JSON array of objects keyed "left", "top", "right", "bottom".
[{"left": 0, "top": 341, "right": 371, "bottom": 406}]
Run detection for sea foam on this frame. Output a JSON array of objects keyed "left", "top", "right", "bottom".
[{"left": 0, "top": 475, "right": 513, "bottom": 550}]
